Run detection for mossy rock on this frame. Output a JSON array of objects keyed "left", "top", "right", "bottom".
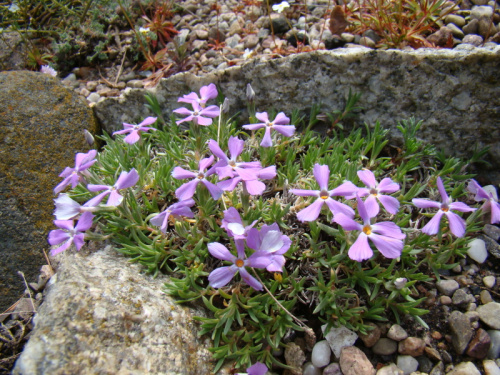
[{"left": 0, "top": 71, "right": 99, "bottom": 311}]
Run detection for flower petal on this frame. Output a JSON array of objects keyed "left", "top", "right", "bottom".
[
  {"left": 258, "top": 166, "right": 276, "bottom": 180},
  {"left": 445, "top": 211, "right": 466, "bottom": 237},
  {"left": 202, "top": 179, "right": 223, "bottom": 200},
  {"left": 200, "top": 83, "right": 218, "bottom": 101},
  {"left": 449, "top": 201, "right": 476, "bottom": 213},
  {"left": 330, "top": 181, "right": 359, "bottom": 197},
  {"left": 369, "top": 233, "right": 403, "bottom": 259},
  {"left": 334, "top": 213, "right": 362, "bottom": 231},
  {"left": 325, "top": 198, "right": 355, "bottom": 218},
  {"left": 199, "top": 156, "right": 214, "bottom": 172},
  {"left": 175, "top": 179, "right": 199, "bottom": 200},
  {"left": 371, "top": 221, "right": 405, "bottom": 239},
  {"left": 255, "top": 112, "right": 269, "bottom": 123},
  {"left": 228, "top": 136, "right": 244, "bottom": 159},
  {"left": 421, "top": 211, "right": 444, "bottom": 235},
  {"left": 201, "top": 105, "right": 220, "bottom": 118},
  {"left": 54, "top": 194, "right": 81, "bottom": 220},
  {"left": 218, "top": 177, "right": 240, "bottom": 192},
  {"left": 242, "top": 123, "right": 265, "bottom": 131},
  {"left": 75, "top": 212, "right": 94, "bottom": 232},
  {"left": 260, "top": 127, "right": 273, "bottom": 147},
  {"left": 172, "top": 167, "right": 197, "bottom": 180},
  {"left": 290, "top": 189, "right": 319, "bottom": 197},
  {"left": 363, "top": 194, "right": 380, "bottom": 218},
  {"left": 124, "top": 130, "right": 141, "bottom": 144},
  {"left": 239, "top": 268, "right": 263, "bottom": 291},
  {"left": 150, "top": 211, "right": 170, "bottom": 232},
  {"left": 244, "top": 179, "right": 266, "bottom": 196},
  {"left": 412, "top": 198, "right": 441, "bottom": 209},
  {"left": 296, "top": 199, "right": 324, "bottom": 222},
  {"left": 273, "top": 112, "right": 290, "bottom": 125},
  {"left": 106, "top": 190, "right": 124, "bottom": 207},
  {"left": 247, "top": 250, "right": 272, "bottom": 268},
  {"left": 115, "top": 169, "right": 139, "bottom": 189},
  {"left": 260, "top": 230, "right": 284, "bottom": 253},
  {"left": 490, "top": 201, "right": 500, "bottom": 224},
  {"left": 84, "top": 191, "right": 109, "bottom": 207},
  {"left": 208, "top": 266, "right": 237, "bottom": 288},
  {"left": 195, "top": 116, "right": 213, "bottom": 126},
  {"left": 378, "top": 177, "right": 399, "bottom": 194},
  {"left": 313, "top": 164, "right": 330, "bottom": 191},
  {"left": 378, "top": 195, "right": 400, "bottom": 215},
  {"left": 208, "top": 242, "right": 235, "bottom": 262},
  {"left": 49, "top": 238, "right": 73, "bottom": 256},
  {"left": 73, "top": 233, "right": 86, "bottom": 251},
  {"left": 48, "top": 229, "right": 70, "bottom": 246},
  {"left": 348, "top": 233, "right": 373, "bottom": 262},
  {"left": 436, "top": 177, "right": 449, "bottom": 205},
  {"left": 139, "top": 116, "right": 157, "bottom": 126},
  {"left": 273, "top": 124, "right": 295, "bottom": 137},
  {"left": 357, "top": 169, "right": 377, "bottom": 188}
]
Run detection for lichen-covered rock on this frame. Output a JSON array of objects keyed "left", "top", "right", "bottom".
[
  {"left": 0, "top": 71, "right": 99, "bottom": 311},
  {"left": 13, "top": 245, "right": 213, "bottom": 375},
  {"left": 94, "top": 47, "right": 500, "bottom": 185}
]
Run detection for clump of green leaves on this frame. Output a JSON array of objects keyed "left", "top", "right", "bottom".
[{"left": 58, "top": 87, "right": 483, "bottom": 372}]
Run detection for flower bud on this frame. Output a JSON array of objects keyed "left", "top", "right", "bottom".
[
  {"left": 83, "top": 129, "right": 94, "bottom": 146},
  {"left": 394, "top": 277, "right": 407, "bottom": 290},
  {"left": 246, "top": 83, "right": 255, "bottom": 102}
]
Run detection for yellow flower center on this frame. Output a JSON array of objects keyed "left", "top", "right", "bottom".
[
  {"left": 320, "top": 190, "right": 329, "bottom": 200},
  {"left": 266, "top": 121, "right": 274, "bottom": 127},
  {"left": 363, "top": 225, "right": 372, "bottom": 235},
  {"left": 235, "top": 259, "right": 244, "bottom": 267},
  {"left": 197, "top": 172, "right": 204, "bottom": 179}
]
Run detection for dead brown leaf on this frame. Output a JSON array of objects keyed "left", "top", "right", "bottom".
[{"left": 329, "top": 5, "right": 350, "bottom": 36}]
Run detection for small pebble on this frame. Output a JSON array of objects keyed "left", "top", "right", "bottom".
[
  {"left": 481, "top": 290, "right": 494, "bottom": 304},
  {"left": 303, "top": 362, "right": 322, "bottom": 375},
  {"left": 436, "top": 279, "right": 460, "bottom": 296},
  {"left": 484, "top": 275, "right": 496, "bottom": 288},
  {"left": 488, "top": 330, "right": 500, "bottom": 359},
  {"left": 396, "top": 355, "right": 419, "bottom": 375},
  {"left": 311, "top": 340, "right": 331, "bottom": 368},
  {"left": 467, "top": 238, "right": 488, "bottom": 263},
  {"left": 387, "top": 324, "right": 408, "bottom": 341},
  {"left": 483, "top": 359, "right": 500, "bottom": 375}
]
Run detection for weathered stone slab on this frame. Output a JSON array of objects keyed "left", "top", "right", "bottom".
[
  {"left": 94, "top": 46, "right": 500, "bottom": 184},
  {"left": 0, "top": 71, "right": 99, "bottom": 311},
  {"left": 13, "top": 245, "right": 213, "bottom": 375}
]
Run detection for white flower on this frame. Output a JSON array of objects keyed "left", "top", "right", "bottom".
[
  {"left": 139, "top": 27, "right": 150, "bottom": 33},
  {"left": 242, "top": 48, "right": 253, "bottom": 60},
  {"left": 272, "top": 1, "right": 290, "bottom": 13},
  {"left": 8, "top": 2, "right": 20, "bottom": 12},
  {"left": 40, "top": 65, "right": 57, "bottom": 77}
]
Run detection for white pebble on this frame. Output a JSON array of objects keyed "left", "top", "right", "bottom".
[
  {"left": 467, "top": 238, "right": 488, "bottom": 263},
  {"left": 483, "top": 359, "right": 500, "bottom": 375},
  {"left": 322, "top": 324, "right": 358, "bottom": 358},
  {"left": 488, "top": 330, "right": 500, "bottom": 359},
  {"left": 311, "top": 340, "right": 331, "bottom": 368},
  {"left": 303, "top": 361, "right": 322, "bottom": 375},
  {"left": 396, "top": 355, "right": 419, "bottom": 375},
  {"left": 484, "top": 275, "right": 496, "bottom": 288}
]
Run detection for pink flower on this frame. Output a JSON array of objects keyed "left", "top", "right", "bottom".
[
  {"left": 243, "top": 112, "right": 295, "bottom": 147},
  {"left": 173, "top": 101, "right": 220, "bottom": 126},
  {"left": 86, "top": 169, "right": 139, "bottom": 207},
  {"left": 221, "top": 207, "right": 257, "bottom": 241},
  {"left": 412, "top": 177, "right": 476, "bottom": 237},
  {"left": 246, "top": 223, "right": 290, "bottom": 272},
  {"left": 112, "top": 117, "right": 157, "bottom": 144},
  {"left": 246, "top": 362, "right": 268, "bottom": 375},
  {"left": 54, "top": 150, "right": 98, "bottom": 194},
  {"left": 218, "top": 166, "right": 276, "bottom": 196},
  {"left": 48, "top": 212, "right": 94, "bottom": 255},
  {"left": 334, "top": 195, "right": 406, "bottom": 262},
  {"left": 356, "top": 169, "right": 400, "bottom": 217},
  {"left": 178, "top": 83, "right": 218, "bottom": 108},
  {"left": 467, "top": 179, "right": 500, "bottom": 224},
  {"left": 40, "top": 65, "right": 57, "bottom": 77},
  {"left": 150, "top": 199, "right": 196, "bottom": 233},
  {"left": 290, "top": 164, "right": 357, "bottom": 222},
  {"left": 172, "top": 156, "right": 223, "bottom": 200}
]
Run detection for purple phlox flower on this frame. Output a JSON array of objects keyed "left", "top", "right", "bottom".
[
  {"left": 289, "top": 164, "right": 357, "bottom": 222},
  {"left": 334, "top": 195, "right": 406, "bottom": 262},
  {"left": 246, "top": 223, "right": 291, "bottom": 272},
  {"left": 54, "top": 193, "right": 98, "bottom": 220},
  {"left": 467, "top": 179, "right": 500, "bottom": 224},
  {"left": 218, "top": 166, "right": 276, "bottom": 196},
  {"left": 48, "top": 211, "right": 94, "bottom": 256},
  {"left": 208, "top": 137, "right": 262, "bottom": 180},
  {"left": 412, "top": 176, "right": 476, "bottom": 237},
  {"left": 86, "top": 169, "right": 139, "bottom": 207},
  {"left": 173, "top": 101, "right": 220, "bottom": 126},
  {"left": 242, "top": 111, "right": 295, "bottom": 147},
  {"left": 221, "top": 207, "right": 257, "bottom": 241},
  {"left": 150, "top": 199, "right": 196, "bottom": 233},
  {"left": 54, "top": 150, "right": 98, "bottom": 194},
  {"left": 245, "top": 362, "right": 269, "bottom": 375},
  {"left": 356, "top": 169, "right": 400, "bottom": 217},
  {"left": 172, "top": 156, "right": 223, "bottom": 200},
  {"left": 208, "top": 240, "right": 273, "bottom": 291},
  {"left": 112, "top": 117, "right": 157, "bottom": 144},
  {"left": 178, "top": 83, "right": 218, "bottom": 108}
]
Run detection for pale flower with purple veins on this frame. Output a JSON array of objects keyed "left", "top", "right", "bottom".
[
  {"left": 290, "top": 164, "right": 357, "bottom": 222},
  {"left": 178, "top": 83, "right": 218, "bottom": 108},
  {"left": 243, "top": 112, "right": 295, "bottom": 147},
  {"left": 53, "top": 193, "right": 98, "bottom": 220},
  {"left": 221, "top": 207, "right": 257, "bottom": 241},
  {"left": 208, "top": 240, "right": 273, "bottom": 291},
  {"left": 48, "top": 211, "right": 94, "bottom": 256},
  {"left": 467, "top": 179, "right": 500, "bottom": 224},
  {"left": 85, "top": 169, "right": 139, "bottom": 207},
  {"left": 112, "top": 117, "right": 157, "bottom": 144},
  {"left": 150, "top": 199, "right": 196, "bottom": 233},
  {"left": 334, "top": 195, "right": 406, "bottom": 262},
  {"left": 40, "top": 65, "right": 57, "bottom": 77},
  {"left": 208, "top": 137, "right": 262, "bottom": 180},
  {"left": 54, "top": 150, "right": 98, "bottom": 194},
  {"left": 218, "top": 166, "right": 276, "bottom": 196},
  {"left": 246, "top": 223, "right": 290, "bottom": 272},
  {"left": 412, "top": 176, "right": 476, "bottom": 237},
  {"left": 173, "top": 101, "right": 220, "bottom": 126},
  {"left": 356, "top": 169, "right": 400, "bottom": 217},
  {"left": 172, "top": 156, "right": 223, "bottom": 200}
]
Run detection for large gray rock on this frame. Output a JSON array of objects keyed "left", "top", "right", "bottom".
[
  {"left": 0, "top": 71, "right": 99, "bottom": 311},
  {"left": 94, "top": 46, "right": 500, "bottom": 184},
  {"left": 13, "top": 245, "right": 213, "bottom": 375}
]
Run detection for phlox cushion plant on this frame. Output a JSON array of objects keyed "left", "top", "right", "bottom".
[{"left": 47, "top": 83, "right": 486, "bottom": 372}]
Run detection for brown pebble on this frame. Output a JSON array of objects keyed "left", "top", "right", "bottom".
[
  {"left": 425, "top": 346, "right": 443, "bottom": 362},
  {"left": 398, "top": 337, "right": 425, "bottom": 357},
  {"left": 432, "top": 331, "right": 443, "bottom": 340}
]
